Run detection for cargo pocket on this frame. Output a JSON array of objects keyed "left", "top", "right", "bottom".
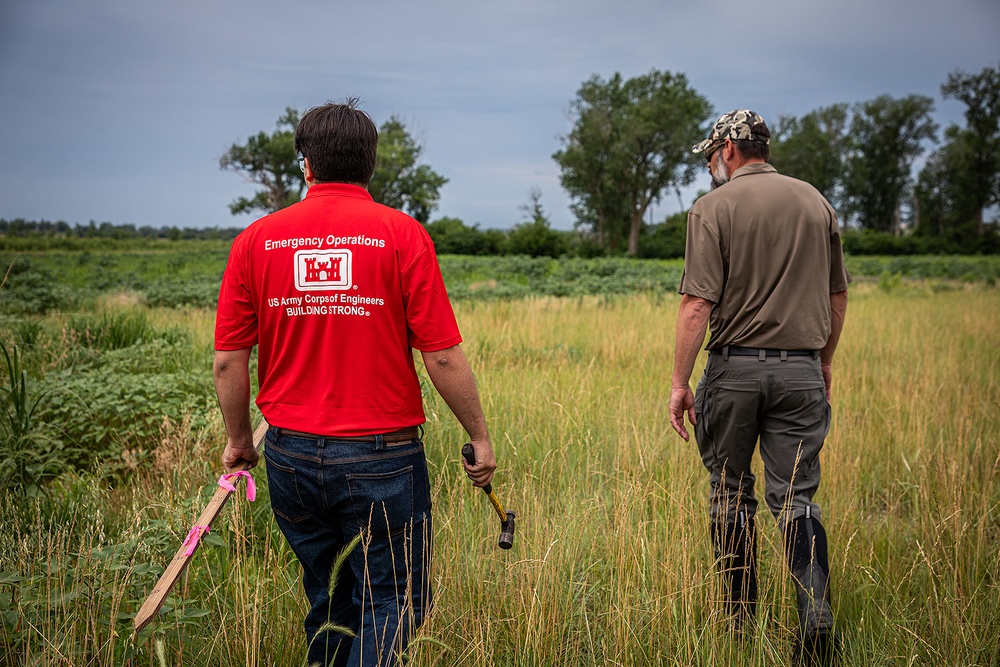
[{"left": 348, "top": 466, "right": 415, "bottom": 537}]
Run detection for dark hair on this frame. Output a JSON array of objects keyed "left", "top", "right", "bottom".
[
  {"left": 733, "top": 117, "right": 771, "bottom": 161},
  {"left": 735, "top": 139, "right": 770, "bottom": 162},
  {"left": 294, "top": 99, "right": 378, "bottom": 185}
]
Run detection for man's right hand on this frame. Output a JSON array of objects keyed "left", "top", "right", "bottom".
[
  {"left": 669, "top": 385, "right": 697, "bottom": 442},
  {"left": 462, "top": 437, "right": 497, "bottom": 488},
  {"left": 222, "top": 436, "right": 258, "bottom": 473}
]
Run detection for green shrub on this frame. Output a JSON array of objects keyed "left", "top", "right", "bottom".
[
  {"left": 436, "top": 256, "right": 684, "bottom": 299},
  {"left": 637, "top": 212, "right": 687, "bottom": 259},
  {"left": 504, "top": 220, "right": 568, "bottom": 258},
  {"left": 845, "top": 256, "right": 1000, "bottom": 282},
  {"left": 842, "top": 230, "right": 929, "bottom": 255},
  {"left": 0, "top": 257, "right": 76, "bottom": 314},
  {"left": 145, "top": 279, "right": 220, "bottom": 308},
  {"left": 37, "top": 364, "right": 215, "bottom": 478},
  {"left": 0, "top": 309, "right": 210, "bottom": 481},
  {"left": 425, "top": 217, "right": 501, "bottom": 255}
]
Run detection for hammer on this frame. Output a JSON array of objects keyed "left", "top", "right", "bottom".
[{"left": 462, "top": 442, "right": 515, "bottom": 550}]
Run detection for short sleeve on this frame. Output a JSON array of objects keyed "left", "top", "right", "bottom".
[
  {"left": 678, "top": 209, "right": 724, "bottom": 302},
  {"left": 400, "top": 231, "right": 462, "bottom": 352},
  {"left": 214, "top": 236, "right": 259, "bottom": 350},
  {"left": 828, "top": 213, "right": 852, "bottom": 293}
]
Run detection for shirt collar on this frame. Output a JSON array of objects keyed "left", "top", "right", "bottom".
[
  {"left": 731, "top": 162, "right": 777, "bottom": 181},
  {"left": 304, "top": 182, "right": 374, "bottom": 201}
]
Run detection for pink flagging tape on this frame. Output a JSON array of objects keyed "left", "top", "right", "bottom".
[
  {"left": 182, "top": 525, "right": 210, "bottom": 557},
  {"left": 218, "top": 470, "right": 256, "bottom": 502}
]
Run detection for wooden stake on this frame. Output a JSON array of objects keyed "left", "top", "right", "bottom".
[{"left": 133, "top": 418, "right": 269, "bottom": 634}]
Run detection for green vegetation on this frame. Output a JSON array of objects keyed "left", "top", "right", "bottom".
[
  {"left": 847, "top": 255, "right": 1000, "bottom": 284},
  {"left": 553, "top": 69, "right": 712, "bottom": 255},
  {"left": 0, "top": 306, "right": 216, "bottom": 485},
  {"left": 2, "top": 243, "right": 998, "bottom": 315},
  {"left": 0, "top": 247, "right": 229, "bottom": 313},
  {"left": 0, "top": 280, "right": 997, "bottom": 665}
]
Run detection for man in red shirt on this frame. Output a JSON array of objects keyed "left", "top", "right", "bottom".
[{"left": 214, "top": 99, "right": 496, "bottom": 667}]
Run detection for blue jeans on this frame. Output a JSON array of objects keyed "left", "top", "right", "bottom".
[{"left": 263, "top": 429, "right": 433, "bottom": 667}]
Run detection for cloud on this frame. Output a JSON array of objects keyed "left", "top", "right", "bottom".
[{"left": 1, "top": 0, "right": 997, "bottom": 228}]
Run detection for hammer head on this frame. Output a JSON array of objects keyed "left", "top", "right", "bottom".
[{"left": 499, "top": 510, "right": 516, "bottom": 550}]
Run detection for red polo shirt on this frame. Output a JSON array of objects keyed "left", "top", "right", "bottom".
[{"left": 215, "top": 183, "right": 461, "bottom": 436}]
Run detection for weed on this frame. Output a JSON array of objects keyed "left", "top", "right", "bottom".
[{"left": 0, "top": 342, "right": 66, "bottom": 494}]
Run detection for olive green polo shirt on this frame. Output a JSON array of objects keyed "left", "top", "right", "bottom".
[{"left": 679, "top": 163, "right": 851, "bottom": 351}]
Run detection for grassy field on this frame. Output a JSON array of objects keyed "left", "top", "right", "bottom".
[{"left": 0, "top": 251, "right": 998, "bottom": 666}]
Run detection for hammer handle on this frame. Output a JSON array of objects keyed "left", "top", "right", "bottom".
[
  {"left": 462, "top": 443, "right": 515, "bottom": 550},
  {"left": 461, "top": 443, "right": 506, "bottom": 521},
  {"left": 461, "top": 442, "right": 490, "bottom": 493}
]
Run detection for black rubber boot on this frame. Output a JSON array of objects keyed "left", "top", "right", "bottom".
[
  {"left": 784, "top": 511, "right": 839, "bottom": 666},
  {"left": 711, "top": 510, "right": 758, "bottom": 631}
]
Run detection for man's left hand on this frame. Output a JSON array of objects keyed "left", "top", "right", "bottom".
[{"left": 821, "top": 362, "right": 833, "bottom": 403}]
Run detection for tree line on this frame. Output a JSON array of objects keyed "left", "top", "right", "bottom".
[
  {"left": 769, "top": 66, "right": 999, "bottom": 250},
  {"left": 4, "top": 214, "right": 981, "bottom": 259},
  {"left": 0, "top": 219, "right": 242, "bottom": 241},
  {"left": 6, "top": 65, "right": 996, "bottom": 257},
  {"left": 552, "top": 64, "right": 999, "bottom": 255},
  {"left": 217, "top": 63, "right": 999, "bottom": 256}
]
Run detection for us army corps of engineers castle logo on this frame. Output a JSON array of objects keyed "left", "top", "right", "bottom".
[{"left": 294, "top": 249, "right": 352, "bottom": 291}]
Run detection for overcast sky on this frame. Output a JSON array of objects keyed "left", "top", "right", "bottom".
[{"left": 1, "top": 0, "right": 998, "bottom": 231}]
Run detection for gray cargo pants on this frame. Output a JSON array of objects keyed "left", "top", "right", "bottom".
[{"left": 693, "top": 349, "right": 831, "bottom": 528}]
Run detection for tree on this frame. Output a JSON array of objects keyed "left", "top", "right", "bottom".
[
  {"left": 841, "top": 95, "right": 937, "bottom": 233},
  {"left": 221, "top": 110, "right": 448, "bottom": 223},
  {"left": 505, "top": 188, "right": 567, "bottom": 258},
  {"left": 637, "top": 210, "right": 687, "bottom": 259},
  {"left": 940, "top": 63, "right": 1000, "bottom": 236},
  {"left": 220, "top": 108, "right": 304, "bottom": 216},
  {"left": 769, "top": 104, "right": 849, "bottom": 216},
  {"left": 368, "top": 117, "right": 448, "bottom": 223},
  {"left": 914, "top": 125, "right": 979, "bottom": 242},
  {"left": 553, "top": 70, "right": 712, "bottom": 255}
]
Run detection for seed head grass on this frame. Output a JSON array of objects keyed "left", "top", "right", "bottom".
[{"left": 1, "top": 286, "right": 997, "bottom": 665}]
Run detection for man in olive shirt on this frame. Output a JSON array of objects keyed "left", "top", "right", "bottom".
[{"left": 669, "top": 110, "right": 849, "bottom": 665}]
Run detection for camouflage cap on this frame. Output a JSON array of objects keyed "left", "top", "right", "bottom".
[{"left": 692, "top": 109, "right": 770, "bottom": 154}]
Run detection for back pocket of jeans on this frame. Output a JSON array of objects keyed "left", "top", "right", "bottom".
[
  {"left": 347, "top": 466, "right": 414, "bottom": 537},
  {"left": 264, "top": 452, "right": 311, "bottom": 523}
]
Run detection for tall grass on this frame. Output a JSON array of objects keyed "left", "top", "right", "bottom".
[
  {"left": 411, "top": 286, "right": 1000, "bottom": 666},
  {"left": 1, "top": 284, "right": 997, "bottom": 666}
]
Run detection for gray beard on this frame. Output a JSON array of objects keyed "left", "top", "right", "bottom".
[{"left": 710, "top": 157, "right": 729, "bottom": 190}]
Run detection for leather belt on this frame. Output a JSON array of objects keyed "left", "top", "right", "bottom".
[
  {"left": 268, "top": 425, "right": 420, "bottom": 443},
  {"left": 710, "top": 346, "right": 818, "bottom": 360}
]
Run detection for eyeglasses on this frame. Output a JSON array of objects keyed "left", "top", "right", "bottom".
[
  {"left": 704, "top": 142, "right": 724, "bottom": 165},
  {"left": 297, "top": 156, "right": 306, "bottom": 173}
]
